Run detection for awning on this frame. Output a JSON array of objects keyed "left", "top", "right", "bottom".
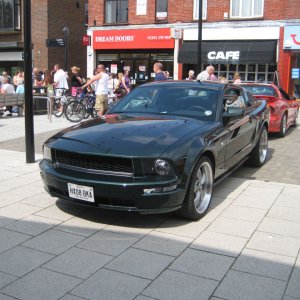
[{"left": 178, "top": 40, "right": 277, "bottom": 64}]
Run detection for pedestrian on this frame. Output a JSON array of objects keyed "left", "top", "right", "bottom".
[
  {"left": 70, "top": 66, "right": 84, "bottom": 96},
  {"left": 233, "top": 72, "right": 242, "bottom": 84},
  {"left": 218, "top": 72, "right": 228, "bottom": 83},
  {"left": 186, "top": 70, "right": 196, "bottom": 80},
  {"left": 196, "top": 66, "right": 215, "bottom": 81},
  {"left": 0, "top": 76, "right": 15, "bottom": 94},
  {"left": 119, "top": 70, "right": 130, "bottom": 96},
  {"left": 153, "top": 62, "right": 167, "bottom": 81},
  {"left": 53, "top": 64, "right": 69, "bottom": 95},
  {"left": 42, "top": 70, "right": 54, "bottom": 97},
  {"left": 82, "top": 64, "right": 109, "bottom": 117}
]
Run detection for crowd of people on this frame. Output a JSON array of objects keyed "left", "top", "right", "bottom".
[{"left": 0, "top": 61, "right": 241, "bottom": 118}]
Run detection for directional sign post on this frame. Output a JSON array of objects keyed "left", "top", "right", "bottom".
[{"left": 46, "top": 38, "right": 65, "bottom": 48}]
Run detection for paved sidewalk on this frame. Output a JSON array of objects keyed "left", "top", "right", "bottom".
[{"left": 0, "top": 149, "right": 299, "bottom": 299}]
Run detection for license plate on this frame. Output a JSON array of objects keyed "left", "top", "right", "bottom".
[{"left": 68, "top": 183, "right": 95, "bottom": 202}]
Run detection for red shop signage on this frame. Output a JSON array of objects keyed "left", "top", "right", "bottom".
[
  {"left": 82, "top": 34, "right": 91, "bottom": 46},
  {"left": 93, "top": 28, "right": 174, "bottom": 50}
]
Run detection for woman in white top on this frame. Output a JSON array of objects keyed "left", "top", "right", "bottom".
[{"left": 1, "top": 77, "right": 15, "bottom": 94}]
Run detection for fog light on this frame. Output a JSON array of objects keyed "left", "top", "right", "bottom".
[
  {"left": 155, "top": 159, "right": 170, "bottom": 176},
  {"left": 144, "top": 185, "right": 177, "bottom": 194},
  {"left": 43, "top": 145, "right": 52, "bottom": 161}
]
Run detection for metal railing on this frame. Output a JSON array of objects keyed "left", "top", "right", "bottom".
[{"left": 33, "top": 96, "right": 52, "bottom": 122}]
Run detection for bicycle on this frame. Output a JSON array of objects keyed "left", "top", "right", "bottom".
[
  {"left": 53, "top": 88, "right": 72, "bottom": 117},
  {"left": 64, "top": 88, "right": 96, "bottom": 122}
]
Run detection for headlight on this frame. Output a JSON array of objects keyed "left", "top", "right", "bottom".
[
  {"left": 155, "top": 159, "right": 170, "bottom": 176},
  {"left": 43, "top": 145, "right": 52, "bottom": 161}
]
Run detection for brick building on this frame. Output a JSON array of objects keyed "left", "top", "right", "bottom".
[
  {"left": 86, "top": 0, "right": 300, "bottom": 96},
  {"left": 0, "top": 0, "right": 87, "bottom": 77}
]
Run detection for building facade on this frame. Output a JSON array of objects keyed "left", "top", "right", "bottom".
[
  {"left": 0, "top": 0, "right": 87, "bottom": 77},
  {"left": 87, "top": 0, "right": 300, "bottom": 96}
]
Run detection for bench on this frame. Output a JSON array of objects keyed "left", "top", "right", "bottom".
[{"left": 0, "top": 93, "right": 25, "bottom": 108}]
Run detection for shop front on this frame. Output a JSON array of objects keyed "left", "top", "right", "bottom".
[
  {"left": 0, "top": 42, "right": 24, "bottom": 75},
  {"left": 178, "top": 40, "right": 278, "bottom": 82},
  {"left": 178, "top": 25, "right": 280, "bottom": 82},
  {"left": 90, "top": 28, "right": 174, "bottom": 85},
  {"left": 283, "top": 25, "right": 300, "bottom": 98}
]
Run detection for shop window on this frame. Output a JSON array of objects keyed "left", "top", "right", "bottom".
[
  {"left": 0, "top": 0, "right": 21, "bottom": 32},
  {"left": 230, "top": 0, "right": 264, "bottom": 19},
  {"left": 105, "top": 0, "right": 128, "bottom": 24},
  {"left": 156, "top": 0, "right": 167, "bottom": 22},
  {"left": 193, "top": 0, "right": 207, "bottom": 20}
]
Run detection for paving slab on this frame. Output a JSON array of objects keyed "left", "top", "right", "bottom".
[
  {"left": 207, "top": 216, "right": 258, "bottom": 238},
  {"left": 76, "top": 229, "right": 140, "bottom": 256},
  {"left": 221, "top": 204, "right": 267, "bottom": 222},
  {"left": 142, "top": 269, "right": 218, "bottom": 300},
  {"left": 191, "top": 231, "right": 248, "bottom": 257},
  {"left": 106, "top": 248, "right": 174, "bottom": 280},
  {"left": 1, "top": 268, "right": 81, "bottom": 300},
  {"left": 246, "top": 231, "right": 300, "bottom": 258},
  {"left": 21, "top": 229, "right": 84, "bottom": 255},
  {"left": 169, "top": 248, "right": 235, "bottom": 281},
  {"left": 232, "top": 248, "right": 295, "bottom": 281},
  {"left": 0, "top": 246, "right": 54, "bottom": 277},
  {"left": 0, "top": 272, "right": 17, "bottom": 290},
  {"left": 133, "top": 231, "right": 192, "bottom": 256},
  {"left": 285, "top": 268, "right": 300, "bottom": 299},
  {"left": 71, "top": 268, "right": 150, "bottom": 300},
  {"left": 258, "top": 216, "right": 300, "bottom": 239},
  {"left": 4, "top": 214, "right": 61, "bottom": 236},
  {"left": 43, "top": 247, "right": 113, "bottom": 279},
  {"left": 267, "top": 206, "right": 300, "bottom": 223},
  {"left": 156, "top": 218, "right": 209, "bottom": 238},
  {"left": 0, "top": 229, "right": 31, "bottom": 254},
  {"left": 214, "top": 270, "right": 286, "bottom": 300}
]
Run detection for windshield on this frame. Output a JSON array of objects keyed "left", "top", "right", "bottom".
[
  {"left": 243, "top": 85, "right": 277, "bottom": 96},
  {"left": 109, "top": 85, "right": 220, "bottom": 120}
]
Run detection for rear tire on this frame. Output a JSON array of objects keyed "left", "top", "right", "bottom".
[
  {"left": 65, "top": 101, "right": 86, "bottom": 122},
  {"left": 53, "top": 99, "right": 64, "bottom": 117},
  {"left": 278, "top": 113, "right": 287, "bottom": 137},
  {"left": 248, "top": 126, "right": 268, "bottom": 167},
  {"left": 177, "top": 156, "right": 214, "bottom": 220}
]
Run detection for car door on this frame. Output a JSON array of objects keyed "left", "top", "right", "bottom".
[
  {"left": 223, "top": 87, "right": 258, "bottom": 170},
  {"left": 279, "top": 87, "right": 299, "bottom": 127}
]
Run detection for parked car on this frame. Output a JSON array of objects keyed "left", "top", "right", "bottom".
[
  {"left": 40, "top": 81, "right": 269, "bottom": 220},
  {"left": 242, "top": 83, "right": 299, "bottom": 137}
]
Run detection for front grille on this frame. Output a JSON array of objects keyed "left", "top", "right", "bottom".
[{"left": 54, "top": 150, "right": 133, "bottom": 174}]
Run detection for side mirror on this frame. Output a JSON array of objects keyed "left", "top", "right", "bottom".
[{"left": 223, "top": 107, "right": 245, "bottom": 118}]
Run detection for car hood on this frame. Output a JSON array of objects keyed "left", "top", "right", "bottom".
[{"left": 49, "top": 114, "right": 211, "bottom": 157}]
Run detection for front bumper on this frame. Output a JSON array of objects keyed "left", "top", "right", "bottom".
[{"left": 39, "top": 160, "right": 186, "bottom": 214}]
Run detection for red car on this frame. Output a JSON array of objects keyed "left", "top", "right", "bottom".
[{"left": 242, "top": 83, "right": 299, "bottom": 137}]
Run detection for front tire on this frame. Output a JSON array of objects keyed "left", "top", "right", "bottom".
[
  {"left": 178, "top": 156, "right": 214, "bottom": 220},
  {"left": 65, "top": 101, "right": 86, "bottom": 122},
  {"left": 278, "top": 113, "right": 287, "bottom": 137},
  {"left": 248, "top": 126, "right": 268, "bottom": 167}
]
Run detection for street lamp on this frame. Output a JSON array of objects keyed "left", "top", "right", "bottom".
[
  {"left": 62, "top": 26, "right": 70, "bottom": 71},
  {"left": 197, "top": 0, "right": 203, "bottom": 75},
  {"left": 24, "top": 0, "right": 35, "bottom": 163}
]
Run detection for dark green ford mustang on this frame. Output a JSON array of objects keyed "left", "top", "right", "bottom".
[{"left": 40, "top": 81, "right": 269, "bottom": 219}]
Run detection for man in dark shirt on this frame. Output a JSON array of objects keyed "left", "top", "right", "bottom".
[{"left": 153, "top": 62, "right": 167, "bottom": 81}]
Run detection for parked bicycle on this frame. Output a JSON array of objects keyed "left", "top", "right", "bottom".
[
  {"left": 53, "top": 88, "right": 72, "bottom": 117},
  {"left": 65, "top": 88, "right": 96, "bottom": 122}
]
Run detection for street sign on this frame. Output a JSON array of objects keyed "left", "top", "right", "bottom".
[
  {"left": 291, "top": 68, "right": 300, "bottom": 79},
  {"left": 46, "top": 38, "right": 65, "bottom": 48}
]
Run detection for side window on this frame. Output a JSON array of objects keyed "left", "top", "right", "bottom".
[{"left": 224, "top": 88, "right": 246, "bottom": 110}]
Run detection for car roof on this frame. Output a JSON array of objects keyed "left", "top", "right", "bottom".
[{"left": 140, "top": 80, "right": 230, "bottom": 91}]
